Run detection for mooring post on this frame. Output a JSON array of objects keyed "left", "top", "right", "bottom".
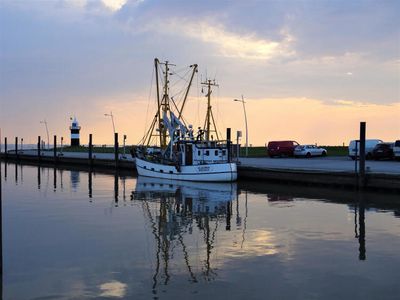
[
  {"left": 37, "top": 136, "right": 41, "bottom": 161},
  {"left": 226, "top": 128, "right": 231, "bottom": 162},
  {"left": 114, "top": 132, "right": 119, "bottom": 168},
  {"left": 53, "top": 135, "right": 57, "bottom": 163},
  {"left": 4, "top": 138, "right": 7, "bottom": 160},
  {"left": 88, "top": 134, "right": 93, "bottom": 167},
  {"left": 359, "top": 122, "right": 366, "bottom": 188},
  {"left": 15, "top": 137, "right": 18, "bottom": 160}
]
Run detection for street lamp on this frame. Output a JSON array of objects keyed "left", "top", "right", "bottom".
[
  {"left": 40, "top": 120, "right": 50, "bottom": 150},
  {"left": 104, "top": 111, "right": 116, "bottom": 136},
  {"left": 234, "top": 95, "right": 248, "bottom": 157}
]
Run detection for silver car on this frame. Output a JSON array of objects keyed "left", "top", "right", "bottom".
[{"left": 294, "top": 145, "right": 327, "bottom": 158}]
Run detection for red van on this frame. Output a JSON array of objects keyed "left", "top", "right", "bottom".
[{"left": 267, "top": 141, "right": 299, "bottom": 157}]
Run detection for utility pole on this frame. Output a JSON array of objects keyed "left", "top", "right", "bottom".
[{"left": 234, "top": 95, "right": 249, "bottom": 157}]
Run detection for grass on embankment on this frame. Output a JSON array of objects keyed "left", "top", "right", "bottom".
[
  {"left": 240, "top": 146, "right": 348, "bottom": 157},
  {"left": 49, "top": 145, "right": 349, "bottom": 157}
]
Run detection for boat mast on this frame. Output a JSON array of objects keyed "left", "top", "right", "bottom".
[
  {"left": 154, "top": 58, "right": 162, "bottom": 147},
  {"left": 143, "top": 58, "right": 197, "bottom": 148},
  {"left": 145, "top": 58, "right": 174, "bottom": 148},
  {"left": 178, "top": 64, "right": 198, "bottom": 119},
  {"left": 159, "top": 60, "right": 173, "bottom": 149},
  {"left": 201, "top": 79, "right": 220, "bottom": 141}
]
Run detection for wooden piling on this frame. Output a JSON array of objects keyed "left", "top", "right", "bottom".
[
  {"left": 37, "top": 136, "right": 41, "bottom": 161},
  {"left": 88, "top": 134, "right": 93, "bottom": 167},
  {"left": 114, "top": 133, "right": 119, "bottom": 168},
  {"left": 4, "top": 138, "right": 7, "bottom": 159},
  {"left": 226, "top": 128, "right": 231, "bottom": 162},
  {"left": 359, "top": 122, "right": 366, "bottom": 188},
  {"left": 53, "top": 135, "right": 57, "bottom": 163},
  {"left": 15, "top": 137, "right": 18, "bottom": 160}
]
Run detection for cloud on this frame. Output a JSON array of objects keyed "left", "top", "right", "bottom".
[
  {"left": 101, "top": 0, "right": 128, "bottom": 11},
  {"left": 65, "top": 0, "right": 133, "bottom": 12},
  {"left": 153, "top": 19, "right": 295, "bottom": 60}
]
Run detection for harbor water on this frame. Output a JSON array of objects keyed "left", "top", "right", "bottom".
[{"left": 1, "top": 162, "right": 400, "bottom": 299}]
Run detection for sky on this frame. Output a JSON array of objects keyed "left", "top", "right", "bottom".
[{"left": 0, "top": 0, "right": 399, "bottom": 146}]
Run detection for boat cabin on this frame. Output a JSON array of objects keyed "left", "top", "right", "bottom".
[{"left": 176, "top": 141, "right": 228, "bottom": 166}]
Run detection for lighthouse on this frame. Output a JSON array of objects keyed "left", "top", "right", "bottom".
[{"left": 70, "top": 117, "right": 81, "bottom": 146}]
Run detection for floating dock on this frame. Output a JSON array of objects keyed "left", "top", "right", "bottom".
[{"left": 1, "top": 151, "right": 399, "bottom": 191}]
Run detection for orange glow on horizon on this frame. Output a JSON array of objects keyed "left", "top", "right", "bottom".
[{"left": 2, "top": 96, "right": 399, "bottom": 147}]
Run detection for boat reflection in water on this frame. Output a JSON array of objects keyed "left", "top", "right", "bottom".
[{"left": 132, "top": 176, "right": 237, "bottom": 295}]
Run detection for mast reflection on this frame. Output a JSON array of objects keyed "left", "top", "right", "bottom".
[{"left": 132, "top": 176, "right": 237, "bottom": 296}]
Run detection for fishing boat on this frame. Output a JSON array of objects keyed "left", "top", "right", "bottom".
[{"left": 133, "top": 58, "right": 237, "bottom": 182}]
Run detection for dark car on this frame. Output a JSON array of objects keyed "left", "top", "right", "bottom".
[
  {"left": 267, "top": 141, "right": 299, "bottom": 157},
  {"left": 371, "top": 143, "right": 394, "bottom": 160}
]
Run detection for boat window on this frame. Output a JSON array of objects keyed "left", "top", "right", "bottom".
[
  {"left": 198, "top": 150, "right": 201, "bottom": 156},
  {"left": 205, "top": 150, "right": 209, "bottom": 156},
  {"left": 151, "top": 168, "right": 154, "bottom": 171},
  {"left": 222, "top": 150, "right": 226, "bottom": 155},
  {"left": 215, "top": 150, "right": 218, "bottom": 156},
  {"left": 144, "top": 166, "right": 147, "bottom": 169},
  {"left": 160, "top": 169, "right": 164, "bottom": 173},
  {"left": 169, "top": 171, "right": 173, "bottom": 174}
]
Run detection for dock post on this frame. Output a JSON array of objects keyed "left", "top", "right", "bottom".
[
  {"left": 114, "top": 132, "right": 119, "bottom": 169},
  {"left": 37, "top": 136, "right": 41, "bottom": 161},
  {"left": 359, "top": 122, "right": 366, "bottom": 188},
  {"left": 226, "top": 128, "right": 231, "bottom": 162},
  {"left": 15, "top": 137, "right": 18, "bottom": 160},
  {"left": 53, "top": 135, "right": 57, "bottom": 163},
  {"left": 88, "top": 134, "right": 93, "bottom": 167},
  {"left": 4, "top": 138, "right": 7, "bottom": 160}
]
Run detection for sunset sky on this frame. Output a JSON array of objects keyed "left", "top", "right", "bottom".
[{"left": 1, "top": 0, "right": 399, "bottom": 146}]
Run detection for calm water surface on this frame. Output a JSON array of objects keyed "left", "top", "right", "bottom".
[{"left": 1, "top": 162, "right": 400, "bottom": 299}]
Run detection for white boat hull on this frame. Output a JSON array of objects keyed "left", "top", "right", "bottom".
[{"left": 135, "top": 158, "right": 237, "bottom": 182}]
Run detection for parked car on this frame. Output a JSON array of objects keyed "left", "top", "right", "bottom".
[
  {"left": 348, "top": 139, "right": 383, "bottom": 160},
  {"left": 394, "top": 140, "right": 400, "bottom": 160},
  {"left": 371, "top": 143, "right": 394, "bottom": 160},
  {"left": 294, "top": 145, "right": 327, "bottom": 158},
  {"left": 267, "top": 141, "right": 299, "bottom": 157}
]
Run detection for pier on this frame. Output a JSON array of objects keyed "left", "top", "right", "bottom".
[{"left": 238, "top": 157, "right": 400, "bottom": 191}]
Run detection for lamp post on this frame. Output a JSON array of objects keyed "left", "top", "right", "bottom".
[
  {"left": 104, "top": 112, "right": 116, "bottom": 137},
  {"left": 40, "top": 120, "right": 50, "bottom": 150},
  {"left": 234, "top": 95, "right": 248, "bottom": 157}
]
